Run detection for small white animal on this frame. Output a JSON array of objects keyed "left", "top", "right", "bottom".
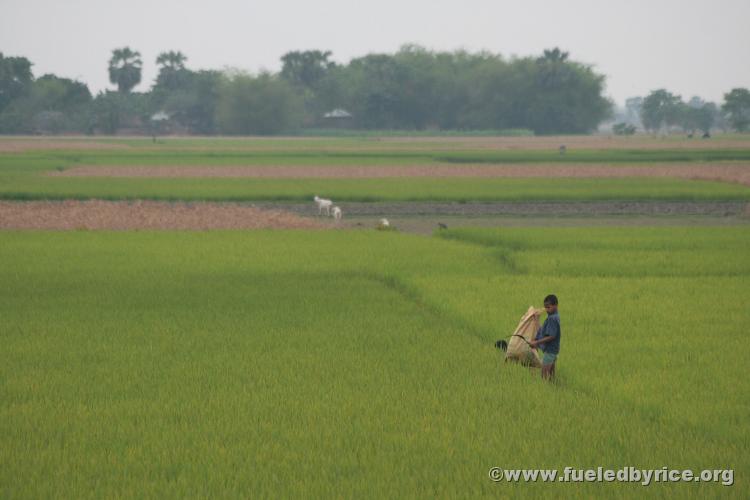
[
  {"left": 313, "top": 195, "right": 333, "bottom": 216},
  {"left": 380, "top": 218, "right": 389, "bottom": 227},
  {"left": 332, "top": 206, "right": 342, "bottom": 220}
]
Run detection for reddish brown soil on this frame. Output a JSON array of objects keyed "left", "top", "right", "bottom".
[
  {"left": 0, "top": 200, "right": 326, "bottom": 230},
  {"left": 5, "top": 135, "right": 750, "bottom": 152},
  {"left": 52, "top": 163, "right": 750, "bottom": 186},
  {"left": 0, "top": 139, "right": 127, "bottom": 153}
]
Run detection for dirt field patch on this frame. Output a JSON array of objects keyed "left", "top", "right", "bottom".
[
  {"left": 53, "top": 163, "right": 750, "bottom": 186},
  {"left": 0, "top": 200, "right": 326, "bottom": 230},
  {"left": 0, "top": 138, "right": 127, "bottom": 153},
  {"left": 4, "top": 135, "right": 750, "bottom": 152}
]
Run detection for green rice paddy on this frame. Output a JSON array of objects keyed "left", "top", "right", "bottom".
[{"left": 1, "top": 227, "right": 747, "bottom": 497}]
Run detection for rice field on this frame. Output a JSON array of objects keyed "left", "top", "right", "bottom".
[
  {"left": 1, "top": 135, "right": 748, "bottom": 497},
  {"left": 0, "top": 137, "right": 749, "bottom": 203},
  {"left": 1, "top": 227, "right": 747, "bottom": 498}
]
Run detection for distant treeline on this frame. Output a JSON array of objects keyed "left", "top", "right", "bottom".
[
  {"left": 614, "top": 89, "right": 750, "bottom": 136},
  {"left": 0, "top": 46, "right": 748, "bottom": 136}
]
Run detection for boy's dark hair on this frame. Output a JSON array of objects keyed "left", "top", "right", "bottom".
[{"left": 544, "top": 294, "right": 558, "bottom": 305}]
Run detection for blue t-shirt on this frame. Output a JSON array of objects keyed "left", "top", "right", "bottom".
[{"left": 535, "top": 311, "right": 561, "bottom": 354}]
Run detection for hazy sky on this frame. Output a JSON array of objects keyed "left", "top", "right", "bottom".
[{"left": 1, "top": 0, "right": 748, "bottom": 105}]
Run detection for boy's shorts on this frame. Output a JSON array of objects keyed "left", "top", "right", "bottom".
[{"left": 542, "top": 351, "right": 558, "bottom": 366}]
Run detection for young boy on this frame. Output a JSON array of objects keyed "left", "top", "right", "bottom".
[{"left": 529, "top": 294, "right": 561, "bottom": 380}]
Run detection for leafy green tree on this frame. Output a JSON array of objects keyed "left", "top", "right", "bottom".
[
  {"left": 0, "top": 74, "right": 92, "bottom": 133},
  {"left": 108, "top": 47, "right": 142, "bottom": 93},
  {"left": 462, "top": 53, "right": 521, "bottom": 130},
  {"left": 722, "top": 88, "right": 750, "bottom": 132},
  {"left": 216, "top": 72, "right": 303, "bottom": 135},
  {"left": 0, "top": 53, "right": 34, "bottom": 113},
  {"left": 678, "top": 97, "right": 716, "bottom": 135},
  {"left": 161, "top": 70, "right": 222, "bottom": 134},
  {"left": 341, "top": 54, "right": 402, "bottom": 129},
  {"left": 640, "top": 89, "right": 682, "bottom": 133},
  {"left": 34, "top": 74, "right": 92, "bottom": 110},
  {"left": 280, "top": 50, "right": 338, "bottom": 126},
  {"left": 91, "top": 90, "right": 152, "bottom": 134},
  {"left": 696, "top": 103, "right": 717, "bottom": 134},
  {"left": 280, "top": 50, "right": 334, "bottom": 89},
  {"left": 524, "top": 50, "right": 612, "bottom": 134},
  {"left": 91, "top": 91, "right": 126, "bottom": 133}
]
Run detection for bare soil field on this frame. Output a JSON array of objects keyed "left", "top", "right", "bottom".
[
  {"left": 0, "top": 200, "right": 325, "bottom": 230},
  {"left": 54, "top": 163, "right": 750, "bottom": 186},
  {"left": 4, "top": 135, "right": 750, "bottom": 152},
  {"left": 0, "top": 139, "right": 128, "bottom": 153},
  {"left": 255, "top": 200, "right": 748, "bottom": 217},
  {"left": 0, "top": 199, "right": 745, "bottom": 232}
]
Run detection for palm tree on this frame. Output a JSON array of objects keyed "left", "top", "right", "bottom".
[
  {"left": 538, "top": 48, "right": 569, "bottom": 63},
  {"left": 155, "top": 51, "right": 188, "bottom": 91},
  {"left": 156, "top": 51, "right": 187, "bottom": 71},
  {"left": 108, "top": 47, "right": 142, "bottom": 93}
]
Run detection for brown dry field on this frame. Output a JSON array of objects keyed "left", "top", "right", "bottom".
[
  {"left": 3, "top": 134, "right": 750, "bottom": 152},
  {"left": 1, "top": 200, "right": 745, "bottom": 232},
  {"left": 0, "top": 139, "right": 126, "bottom": 153},
  {"left": 53, "top": 163, "right": 750, "bottom": 186},
  {"left": 0, "top": 200, "right": 326, "bottom": 230}
]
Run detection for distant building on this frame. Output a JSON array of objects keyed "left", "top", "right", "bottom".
[
  {"left": 150, "top": 111, "right": 170, "bottom": 122},
  {"left": 149, "top": 111, "right": 171, "bottom": 139},
  {"left": 322, "top": 108, "right": 353, "bottom": 128}
]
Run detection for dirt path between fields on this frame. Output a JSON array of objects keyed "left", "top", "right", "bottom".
[
  {"left": 51, "top": 163, "right": 750, "bottom": 186},
  {"left": 0, "top": 200, "right": 326, "bottom": 230},
  {"left": 254, "top": 201, "right": 748, "bottom": 217}
]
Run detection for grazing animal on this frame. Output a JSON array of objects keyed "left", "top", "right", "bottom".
[
  {"left": 313, "top": 195, "right": 333, "bottom": 216},
  {"left": 558, "top": 145, "right": 567, "bottom": 155},
  {"left": 332, "top": 206, "right": 342, "bottom": 220},
  {"left": 438, "top": 222, "right": 448, "bottom": 230},
  {"left": 702, "top": 132, "right": 711, "bottom": 139},
  {"left": 379, "top": 218, "right": 390, "bottom": 227}
]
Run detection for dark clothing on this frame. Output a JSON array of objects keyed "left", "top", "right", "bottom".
[{"left": 535, "top": 311, "right": 561, "bottom": 355}]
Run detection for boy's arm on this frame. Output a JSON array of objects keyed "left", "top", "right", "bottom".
[
  {"left": 530, "top": 320, "right": 559, "bottom": 348},
  {"left": 529, "top": 336, "right": 554, "bottom": 348}
]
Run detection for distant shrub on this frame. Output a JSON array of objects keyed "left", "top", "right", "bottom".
[
  {"left": 216, "top": 72, "right": 304, "bottom": 135},
  {"left": 612, "top": 122, "right": 637, "bottom": 135}
]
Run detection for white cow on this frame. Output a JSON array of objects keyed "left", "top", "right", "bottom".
[{"left": 313, "top": 195, "right": 333, "bottom": 216}]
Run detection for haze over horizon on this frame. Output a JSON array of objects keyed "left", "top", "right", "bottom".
[{"left": 1, "top": 0, "right": 748, "bottom": 106}]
